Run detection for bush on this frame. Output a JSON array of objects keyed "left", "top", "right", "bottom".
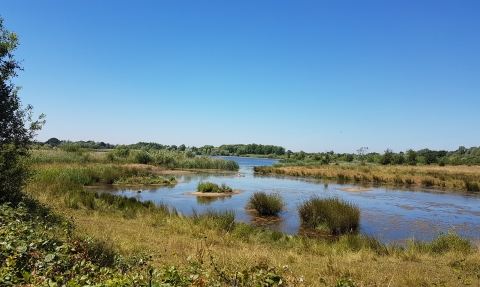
[
  {"left": 298, "top": 196, "right": 360, "bottom": 235},
  {"left": 134, "top": 150, "right": 152, "bottom": 164},
  {"left": 197, "top": 182, "right": 232, "bottom": 193},
  {"left": 246, "top": 191, "right": 284, "bottom": 216}
]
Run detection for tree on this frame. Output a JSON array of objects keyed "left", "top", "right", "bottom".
[
  {"left": 0, "top": 17, "right": 45, "bottom": 204},
  {"left": 45, "top": 137, "right": 61, "bottom": 147},
  {"left": 356, "top": 147, "right": 368, "bottom": 164}
]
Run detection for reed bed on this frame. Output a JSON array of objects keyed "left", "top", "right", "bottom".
[
  {"left": 255, "top": 164, "right": 480, "bottom": 192},
  {"left": 31, "top": 149, "right": 239, "bottom": 171}
]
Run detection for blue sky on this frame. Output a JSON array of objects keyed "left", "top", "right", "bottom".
[{"left": 2, "top": 1, "right": 479, "bottom": 153}]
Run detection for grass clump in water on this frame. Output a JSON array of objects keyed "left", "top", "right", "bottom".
[
  {"left": 298, "top": 196, "right": 360, "bottom": 235},
  {"left": 197, "top": 182, "right": 232, "bottom": 193},
  {"left": 246, "top": 191, "right": 285, "bottom": 216}
]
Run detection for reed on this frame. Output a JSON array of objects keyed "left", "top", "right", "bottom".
[
  {"left": 246, "top": 191, "right": 285, "bottom": 216},
  {"left": 298, "top": 196, "right": 360, "bottom": 235},
  {"left": 255, "top": 164, "right": 480, "bottom": 192}
]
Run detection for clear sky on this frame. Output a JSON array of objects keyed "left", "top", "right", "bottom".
[{"left": 2, "top": 1, "right": 479, "bottom": 153}]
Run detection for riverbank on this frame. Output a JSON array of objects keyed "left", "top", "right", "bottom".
[
  {"left": 13, "top": 161, "right": 479, "bottom": 286},
  {"left": 254, "top": 164, "right": 480, "bottom": 193}
]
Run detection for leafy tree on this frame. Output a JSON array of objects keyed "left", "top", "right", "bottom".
[
  {"left": 0, "top": 17, "right": 45, "bottom": 204},
  {"left": 381, "top": 148, "right": 394, "bottom": 165},
  {"left": 406, "top": 149, "right": 417, "bottom": 165},
  {"left": 45, "top": 137, "right": 61, "bottom": 146}
]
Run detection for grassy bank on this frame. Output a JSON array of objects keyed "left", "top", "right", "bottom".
[
  {"left": 10, "top": 162, "right": 479, "bottom": 286},
  {"left": 255, "top": 164, "right": 480, "bottom": 192},
  {"left": 31, "top": 148, "right": 240, "bottom": 171}
]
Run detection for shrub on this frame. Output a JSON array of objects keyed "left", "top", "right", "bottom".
[
  {"left": 246, "top": 191, "right": 284, "bottom": 216},
  {"left": 197, "top": 182, "right": 232, "bottom": 193},
  {"left": 134, "top": 150, "right": 152, "bottom": 164},
  {"left": 298, "top": 196, "right": 360, "bottom": 235}
]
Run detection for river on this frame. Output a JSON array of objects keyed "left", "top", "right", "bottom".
[{"left": 94, "top": 157, "right": 480, "bottom": 243}]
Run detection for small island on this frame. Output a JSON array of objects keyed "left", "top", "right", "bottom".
[{"left": 188, "top": 181, "right": 242, "bottom": 196}]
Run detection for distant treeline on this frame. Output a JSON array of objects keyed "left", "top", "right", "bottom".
[
  {"left": 37, "top": 139, "right": 285, "bottom": 157},
  {"left": 282, "top": 146, "right": 480, "bottom": 166},
  {"left": 36, "top": 138, "right": 480, "bottom": 165}
]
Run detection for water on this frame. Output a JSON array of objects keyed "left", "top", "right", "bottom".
[{"left": 91, "top": 157, "right": 480, "bottom": 243}]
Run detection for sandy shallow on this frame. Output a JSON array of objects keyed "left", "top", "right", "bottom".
[
  {"left": 338, "top": 187, "right": 371, "bottom": 192},
  {"left": 187, "top": 190, "right": 243, "bottom": 197}
]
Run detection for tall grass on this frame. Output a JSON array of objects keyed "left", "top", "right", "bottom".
[
  {"left": 191, "top": 209, "right": 236, "bottom": 232},
  {"left": 246, "top": 191, "right": 285, "bottom": 216},
  {"left": 298, "top": 197, "right": 360, "bottom": 235},
  {"left": 32, "top": 149, "right": 239, "bottom": 171},
  {"left": 176, "top": 156, "right": 239, "bottom": 170},
  {"left": 255, "top": 164, "right": 480, "bottom": 192}
]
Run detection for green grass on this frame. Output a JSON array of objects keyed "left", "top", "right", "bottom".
[
  {"left": 246, "top": 191, "right": 285, "bottom": 216},
  {"left": 31, "top": 149, "right": 240, "bottom": 171},
  {"left": 197, "top": 182, "right": 233, "bottom": 193},
  {"left": 298, "top": 196, "right": 360, "bottom": 235}
]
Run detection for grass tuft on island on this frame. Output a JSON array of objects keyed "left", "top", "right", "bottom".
[{"left": 197, "top": 181, "right": 233, "bottom": 193}]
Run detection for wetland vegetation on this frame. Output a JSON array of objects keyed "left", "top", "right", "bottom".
[
  {"left": 247, "top": 191, "right": 285, "bottom": 216},
  {"left": 197, "top": 181, "right": 233, "bottom": 193},
  {"left": 2, "top": 149, "right": 477, "bottom": 286},
  {"left": 3, "top": 15, "right": 480, "bottom": 286},
  {"left": 255, "top": 164, "right": 480, "bottom": 193}
]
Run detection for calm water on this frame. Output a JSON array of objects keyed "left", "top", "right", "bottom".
[{"left": 92, "top": 157, "right": 480, "bottom": 243}]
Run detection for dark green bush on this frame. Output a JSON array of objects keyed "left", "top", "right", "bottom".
[
  {"left": 246, "top": 191, "right": 284, "bottom": 216},
  {"left": 134, "top": 150, "right": 152, "bottom": 164},
  {"left": 298, "top": 196, "right": 360, "bottom": 235}
]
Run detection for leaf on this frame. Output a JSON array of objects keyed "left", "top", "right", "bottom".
[{"left": 44, "top": 253, "right": 55, "bottom": 262}]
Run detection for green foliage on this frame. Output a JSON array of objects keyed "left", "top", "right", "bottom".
[
  {"left": 115, "top": 174, "right": 176, "bottom": 185},
  {"left": 247, "top": 191, "right": 285, "bottom": 216},
  {"left": 0, "top": 18, "right": 45, "bottom": 205},
  {"left": 113, "top": 145, "right": 130, "bottom": 157},
  {"left": 59, "top": 142, "right": 81, "bottom": 153},
  {"left": 408, "top": 232, "right": 474, "bottom": 254},
  {"left": 197, "top": 182, "right": 232, "bottom": 193},
  {"left": 298, "top": 197, "right": 360, "bottom": 235},
  {"left": 0, "top": 202, "right": 292, "bottom": 286},
  {"left": 192, "top": 209, "right": 236, "bottom": 232},
  {"left": 134, "top": 150, "right": 152, "bottom": 164}
]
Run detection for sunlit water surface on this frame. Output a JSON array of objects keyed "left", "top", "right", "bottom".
[{"left": 91, "top": 157, "right": 480, "bottom": 243}]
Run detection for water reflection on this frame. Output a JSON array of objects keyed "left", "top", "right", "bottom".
[{"left": 195, "top": 195, "right": 232, "bottom": 205}]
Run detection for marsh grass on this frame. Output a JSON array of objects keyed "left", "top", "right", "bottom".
[
  {"left": 16, "top": 158, "right": 480, "bottom": 286},
  {"left": 255, "top": 164, "right": 480, "bottom": 192},
  {"left": 31, "top": 148, "right": 239, "bottom": 171},
  {"left": 191, "top": 209, "right": 236, "bottom": 232},
  {"left": 298, "top": 197, "right": 360, "bottom": 235},
  {"left": 407, "top": 232, "right": 474, "bottom": 254},
  {"left": 246, "top": 191, "right": 285, "bottom": 216},
  {"left": 197, "top": 182, "right": 232, "bottom": 193},
  {"left": 176, "top": 156, "right": 239, "bottom": 170}
]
